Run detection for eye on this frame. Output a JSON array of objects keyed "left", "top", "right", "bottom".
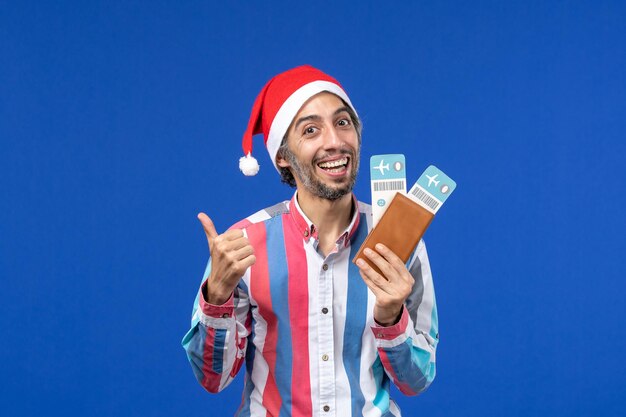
[
  {"left": 337, "top": 117, "right": 352, "bottom": 127},
  {"left": 303, "top": 125, "right": 319, "bottom": 136}
]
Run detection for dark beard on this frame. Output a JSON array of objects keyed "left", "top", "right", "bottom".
[{"left": 284, "top": 148, "right": 359, "bottom": 201}]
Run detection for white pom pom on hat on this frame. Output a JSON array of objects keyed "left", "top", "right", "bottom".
[
  {"left": 239, "top": 65, "right": 357, "bottom": 176},
  {"left": 239, "top": 153, "right": 259, "bottom": 176}
]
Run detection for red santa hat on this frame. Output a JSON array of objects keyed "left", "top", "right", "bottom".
[{"left": 239, "top": 65, "right": 357, "bottom": 176}]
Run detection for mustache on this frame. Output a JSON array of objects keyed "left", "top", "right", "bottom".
[{"left": 313, "top": 148, "right": 355, "bottom": 165}]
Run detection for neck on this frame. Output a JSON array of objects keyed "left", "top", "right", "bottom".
[{"left": 296, "top": 190, "right": 354, "bottom": 253}]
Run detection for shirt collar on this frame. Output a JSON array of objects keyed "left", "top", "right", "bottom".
[{"left": 289, "top": 191, "right": 361, "bottom": 247}]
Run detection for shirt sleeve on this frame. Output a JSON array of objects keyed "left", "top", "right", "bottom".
[
  {"left": 181, "top": 258, "right": 252, "bottom": 393},
  {"left": 370, "top": 239, "right": 439, "bottom": 396}
]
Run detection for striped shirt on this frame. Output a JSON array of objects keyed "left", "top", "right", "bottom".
[{"left": 182, "top": 193, "right": 438, "bottom": 417}]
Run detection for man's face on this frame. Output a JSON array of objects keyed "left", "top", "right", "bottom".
[{"left": 278, "top": 92, "right": 360, "bottom": 201}]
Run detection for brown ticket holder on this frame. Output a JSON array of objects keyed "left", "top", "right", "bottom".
[{"left": 352, "top": 192, "right": 434, "bottom": 276}]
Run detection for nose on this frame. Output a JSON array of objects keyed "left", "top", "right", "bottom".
[{"left": 322, "top": 124, "right": 342, "bottom": 150}]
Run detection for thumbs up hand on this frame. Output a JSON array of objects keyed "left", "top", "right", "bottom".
[{"left": 197, "top": 213, "right": 256, "bottom": 305}]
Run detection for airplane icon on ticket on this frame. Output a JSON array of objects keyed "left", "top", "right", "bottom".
[
  {"left": 426, "top": 173, "right": 440, "bottom": 187},
  {"left": 374, "top": 159, "right": 390, "bottom": 175}
]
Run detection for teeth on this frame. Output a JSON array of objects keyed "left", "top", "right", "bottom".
[{"left": 318, "top": 158, "right": 348, "bottom": 168}]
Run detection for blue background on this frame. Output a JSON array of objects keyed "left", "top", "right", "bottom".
[{"left": 2, "top": 2, "right": 625, "bottom": 416}]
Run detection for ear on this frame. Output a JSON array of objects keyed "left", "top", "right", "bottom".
[{"left": 276, "top": 152, "right": 290, "bottom": 168}]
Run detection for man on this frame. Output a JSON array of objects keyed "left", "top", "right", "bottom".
[{"left": 182, "top": 65, "right": 438, "bottom": 417}]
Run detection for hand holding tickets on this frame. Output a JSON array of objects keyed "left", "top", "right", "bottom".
[
  {"left": 354, "top": 164, "right": 456, "bottom": 325},
  {"left": 198, "top": 213, "right": 256, "bottom": 305},
  {"left": 355, "top": 242, "right": 416, "bottom": 326}
]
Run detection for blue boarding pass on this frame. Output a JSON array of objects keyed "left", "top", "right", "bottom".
[
  {"left": 370, "top": 154, "right": 407, "bottom": 227},
  {"left": 407, "top": 165, "right": 457, "bottom": 214}
]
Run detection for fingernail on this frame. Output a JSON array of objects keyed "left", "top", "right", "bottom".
[
  {"left": 356, "top": 259, "right": 365, "bottom": 267},
  {"left": 364, "top": 248, "right": 373, "bottom": 256},
  {"left": 375, "top": 243, "right": 384, "bottom": 251}
]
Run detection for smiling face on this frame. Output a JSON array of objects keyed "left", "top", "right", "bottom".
[{"left": 277, "top": 92, "right": 360, "bottom": 201}]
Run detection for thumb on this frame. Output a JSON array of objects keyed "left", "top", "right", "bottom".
[{"left": 197, "top": 212, "right": 219, "bottom": 243}]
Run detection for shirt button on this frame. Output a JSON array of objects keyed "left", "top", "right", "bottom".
[
  {"left": 221, "top": 313, "right": 230, "bottom": 318},
  {"left": 321, "top": 307, "right": 328, "bottom": 314},
  {"left": 304, "top": 229, "right": 309, "bottom": 237},
  {"left": 322, "top": 264, "right": 328, "bottom": 271},
  {"left": 323, "top": 405, "right": 330, "bottom": 412},
  {"left": 322, "top": 354, "right": 329, "bottom": 361}
]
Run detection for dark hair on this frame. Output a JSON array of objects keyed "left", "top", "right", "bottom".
[{"left": 276, "top": 100, "right": 362, "bottom": 187}]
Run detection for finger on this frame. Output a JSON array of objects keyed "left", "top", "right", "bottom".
[
  {"left": 355, "top": 257, "right": 387, "bottom": 284},
  {"left": 233, "top": 244, "right": 254, "bottom": 261},
  {"left": 214, "top": 235, "right": 251, "bottom": 253},
  {"left": 237, "top": 254, "right": 256, "bottom": 271},
  {"left": 356, "top": 258, "right": 393, "bottom": 294},
  {"left": 363, "top": 248, "right": 396, "bottom": 281},
  {"left": 198, "top": 213, "right": 219, "bottom": 242},
  {"left": 221, "top": 228, "right": 245, "bottom": 241},
  {"left": 356, "top": 262, "right": 391, "bottom": 297},
  {"left": 374, "top": 243, "right": 412, "bottom": 282}
]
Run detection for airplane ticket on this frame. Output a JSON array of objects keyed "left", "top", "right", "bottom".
[
  {"left": 407, "top": 165, "right": 457, "bottom": 214},
  {"left": 370, "top": 154, "right": 407, "bottom": 227}
]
